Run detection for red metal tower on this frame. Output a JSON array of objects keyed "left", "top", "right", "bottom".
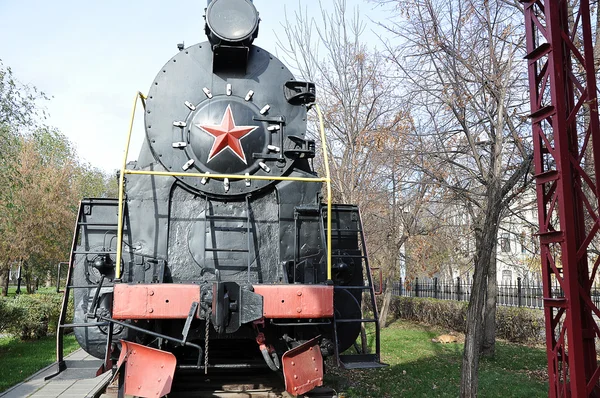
[{"left": 523, "top": 0, "right": 600, "bottom": 395}]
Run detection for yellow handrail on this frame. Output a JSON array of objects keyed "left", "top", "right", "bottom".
[
  {"left": 116, "top": 92, "right": 146, "bottom": 278},
  {"left": 315, "top": 104, "right": 332, "bottom": 281},
  {"left": 115, "top": 94, "right": 333, "bottom": 281}
]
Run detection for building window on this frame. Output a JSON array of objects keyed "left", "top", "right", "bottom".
[
  {"left": 502, "top": 270, "right": 512, "bottom": 284},
  {"left": 520, "top": 231, "right": 527, "bottom": 254},
  {"left": 500, "top": 233, "right": 511, "bottom": 253}
]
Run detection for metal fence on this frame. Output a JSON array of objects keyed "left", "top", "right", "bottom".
[{"left": 392, "top": 277, "right": 600, "bottom": 309}]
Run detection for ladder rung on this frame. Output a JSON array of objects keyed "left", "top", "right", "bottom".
[
  {"left": 67, "top": 285, "right": 108, "bottom": 289},
  {"left": 529, "top": 105, "right": 555, "bottom": 122},
  {"left": 326, "top": 229, "right": 363, "bottom": 233},
  {"left": 544, "top": 297, "right": 567, "bottom": 308},
  {"left": 538, "top": 230, "right": 563, "bottom": 244},
  {"left": 524, "top": 42, "right": 551, "bottom": 61},
  {"left": 78, "top": 223, "right": 119, "bottom": 227},
  {"left": 332, "top": 254, "right": 367, "bottom": 259},
  {"left": 205, "top": 215, "right": 247, "bottom": 220},
  {"left": 73, "top": 251, "right": 117, "bottom": 255},
  {"left": 82, "top": 200, "right": 119, "bottom": 206},
  {"left": 205, "top": 248, "right": 249, "bottom": 253},
  {"left": 335, "top": 286, "right": 371, "bottom": 290}
]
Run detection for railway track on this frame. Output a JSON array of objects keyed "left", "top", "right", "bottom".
[{"left": 98, "top": 369, "right": 339, "bottom": 398}]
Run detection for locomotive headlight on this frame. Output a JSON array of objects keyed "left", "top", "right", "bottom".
[{"left": 206, "top": 0, "right": 259, "bottom": 43}]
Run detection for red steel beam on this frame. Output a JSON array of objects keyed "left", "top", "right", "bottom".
[{"left": 523, "top": 0, "right": 600, "bottom": 396}]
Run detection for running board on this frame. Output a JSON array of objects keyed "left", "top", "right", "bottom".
[{"left": 338, "top": 354, "right": 388, "bottom": 370}]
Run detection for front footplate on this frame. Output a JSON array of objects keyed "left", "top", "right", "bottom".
[{"left": 281, "top": 336, "right": 323, "bottom": 396}]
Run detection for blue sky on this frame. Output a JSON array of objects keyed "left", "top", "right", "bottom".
[{"left": 0, "top": 0, "right": 391, "bottom": 172}]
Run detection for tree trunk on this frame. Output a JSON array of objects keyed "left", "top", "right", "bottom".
[
  {"left": 460, "top": 193, "right": 501, "bottom": 397},
  {"left": 481, "top": 242, "right": 497, "bottom": 357},
  {"left": 45, "top": 270, "right": 53, "bottom": 288},
  {"left": 359, "top": 324, "right": 368, "bottom": 354},
  {"left": 379, "top": 279, "right": 393, "bottom": 328},
  {"left": 0, "top": 267, "right": 8, "bottom": 297},
  {"left": 25, "top": 263, "right": 33, "bottom": 294}
]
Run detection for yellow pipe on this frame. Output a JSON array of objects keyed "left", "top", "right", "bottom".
[
  {"left": 124, "top": 169, "right": 327, "bottom": 182},
  {"left": 116, "top": 92, "right": 146, "bottom": 278},
  {"left": 115, "top": 92, "right": 333, "bottom": 281},
  {"left": 314, "top": 104, "right": 333, "bottom": 281}
]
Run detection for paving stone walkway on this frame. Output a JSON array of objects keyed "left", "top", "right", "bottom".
[{"left": 0, "top": 349, "right": 111, "bottom": 398}]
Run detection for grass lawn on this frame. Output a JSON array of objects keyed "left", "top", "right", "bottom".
[
  {"left": 0, "top": 334, "right": 79, "bottom": 392},
  {"left": 326, "top": 320, "right": 547, "bottom": 397},
  {"left": 0, "top": 321, "right": 547, "bottom": 397}
]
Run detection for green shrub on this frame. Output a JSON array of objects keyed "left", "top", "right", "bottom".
[
  {"left": 495, "top": 306, "right": 545, "bottom": 344},
  {"left": 389, "top": 297, "right": 468, "bottom": 332},
  {"left": 0, "top": 294, "right": 70, "bottom": 340},
  {"left": 0, "top": 298, "right": 16, "bottom": 332},
  {"left": 388, "top": 296, "right": 544, "bottom": 344}
]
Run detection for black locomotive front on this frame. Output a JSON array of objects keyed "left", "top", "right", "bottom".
[{"left": 67, "top": 1, "right": 384, "bottom": 396}]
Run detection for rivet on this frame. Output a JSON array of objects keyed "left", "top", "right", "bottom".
[
  {"left": 260, "top": 104, "right": 271, "bottom": 115},
  {"left": 149, "top": 308, "right": 154, "bottom": 313},
  {"left": 309, "top": 347, "right": 313, "bottom": 351},
  {"left": 182, "top": 159, "right": 195, "bottom": 171},
  {"left": 315, "top": 367, "right": 318, "bottom": 371},
  {"left": 312, "top": 356, "right": 315, "bottom": 361},
  {"left": 291, "top": 361, "right": 295, "bottom": 366},
  {"left": 149, "top": 290, "right": 154, "bottom": 296},
  {"left": 259, "top": 162, "right": 271, "bottom": 173},
  {"left": 184, "top": 100, "right": 196, "bottom": 111},
  {"left": 294, "top": 375, "right": 298, "bottom": 379},
  {"left": 161, "top": 364, "right": 164, "bottom": 368},
  {"left": 296, "top": 307, "right": 302, "bottom": 313},
  {"left": 158, "top": 378, "right": 161, "bottom": 382},
  {"left": 294, "top": 387, "right": 298, "bottom": 391},
  {"left": 138, "top": 385, "right": 142, "bottom": 389}
]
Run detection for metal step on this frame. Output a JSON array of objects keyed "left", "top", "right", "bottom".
[
  {"left": 335, "top": 318, "right": 377, "bottom": 323},
  {"left": 339, "top": 354, "right": 387, "bottom": 370}
]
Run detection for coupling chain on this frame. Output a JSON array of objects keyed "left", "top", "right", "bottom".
[{"left": 204, "top": 309, "right": 211, "bottom": 375}]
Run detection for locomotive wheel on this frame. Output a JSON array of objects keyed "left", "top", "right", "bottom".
[{"left": 333, "top": 288, "right": 362, "bottom": 353}]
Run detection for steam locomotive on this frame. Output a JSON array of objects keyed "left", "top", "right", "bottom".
[{"left": 61, "top": 0, "right": 384, "bottom": 396}]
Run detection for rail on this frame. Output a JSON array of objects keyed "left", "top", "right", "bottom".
[{"left": 115, "top": 93, "right": 333, "bottom": 280}]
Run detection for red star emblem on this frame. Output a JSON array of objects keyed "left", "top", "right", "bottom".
[{"left": 196, "top": 105, "right": 257, "bottom": 164}]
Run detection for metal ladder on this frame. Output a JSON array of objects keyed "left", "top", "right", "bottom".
[
  {"left": 47, "top": 198, "right": 121, "bottom": 379},
  {"left": 202, "top": 195, "right": 253, "bottom": 282},
  {"left": 321, "top": 205, "right": 386, "bottom": 369}
]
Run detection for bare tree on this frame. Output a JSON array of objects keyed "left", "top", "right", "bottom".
[
  {"left": 373, "top": 0, "right": 534, "bottom": 395},
  {"left": 278, "top": 1, "right": 446, "bottom": 330}
]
